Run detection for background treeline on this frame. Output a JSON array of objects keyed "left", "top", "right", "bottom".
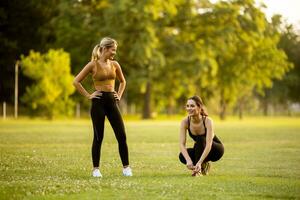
[{"left": 1, "top": 0, "right": 299, "bottom": 119}]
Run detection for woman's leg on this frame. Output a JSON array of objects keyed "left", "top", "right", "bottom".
[
  {"left": 179, "top": 148, "right": 196, "bottom": 165},
  {"left": 90, "top": 99, "right": 106, "bottom": 168},
  {"left": 206, "top": 140, "right": 224, "bottom": 162},
  {"left": 193, "top": 137, "right": 206, "bottom": 164},
  {"left": 193, "top": 136, "right": 224, "bottom": 163},
  {"left": 106, "top": 100, "right": 129, "bottom": 167}
]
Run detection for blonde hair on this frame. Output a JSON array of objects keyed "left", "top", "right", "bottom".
[{"left": 91, "top": 37, "right": 118, "bottom": 61}]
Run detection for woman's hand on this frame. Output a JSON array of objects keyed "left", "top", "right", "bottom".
[
  {"left": 89, "top": 91, "right": 102, "bottom": 99},
  {"left": 113, "top": 91, "right": 120, "bottom": 101},
  {"left": 193, "top": 162, "right": 202, "bottom": 174},
  {"left": 186, "top": 161, "right": 195, "bottom": 170}
]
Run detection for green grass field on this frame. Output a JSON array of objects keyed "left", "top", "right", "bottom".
[{"left": 0, "top": 117, "right": 300, "bottom": 200}]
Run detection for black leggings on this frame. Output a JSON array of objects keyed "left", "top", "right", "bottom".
[
  {"left": 179, "top": 136, "right": 224, "bottom": 165},
  {"left": 90, "top": 92, "right": 129, "bottom": 167}
]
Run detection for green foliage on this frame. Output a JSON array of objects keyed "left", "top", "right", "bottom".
[
  {"left": 51, "top": 0, "right": 107, "bottom": 72},
  {"left": 20, "top": 49, "right": 75, "bottom": 118},
  {"left": 274, "top": 25, "right": 300, "bottom": 102},
  {"left": 258, "top": 24, "right": 300, "bottom": 115},
  {"left": 192, "top": 0, "right": 293, "bottom": 119}
]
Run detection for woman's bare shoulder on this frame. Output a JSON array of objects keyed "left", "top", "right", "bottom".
[
  {"left": 111, "top": 60, "right": 120, "bottom": 68},
  {"left": 84, "top": 61, "right": 96, "bottom": 69},
  {"left": 204, "top": 116, "right": 213, "bottom": 126},
  {"left": 181, "top": 116, "right": 189, "bottom": 127}
]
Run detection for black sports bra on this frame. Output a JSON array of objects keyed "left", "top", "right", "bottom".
[
  {"left": 187, "top": 116, "right": 207, "bottom": 141},
  {"left": 187, "top": 116, "right": 222, "bottom": 143}
]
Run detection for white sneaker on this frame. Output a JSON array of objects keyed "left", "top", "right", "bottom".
[
  {"left": 92, "top": 169, "right": 102, "bottom": 177},
  {"left": 122, "top": 166, "right": 133, "bottom": 177}
]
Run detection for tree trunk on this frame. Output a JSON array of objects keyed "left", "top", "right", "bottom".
[
  {"left": 238, "top": 99, "right": 243, "bottom": 120},
  {"left": 167, "top": 98, "right": 175, "bottom": 115},
  {"left": 283, "top": 102, "right": 291, "bottom": 116},
  {"left": 219, "top": 97, "right": 226, "bottom": 120},
  {"left": 262, "top": 99, "right": 269, "bottom": 116},
  {"left": 142, "top": 81, "right": 152, "bottom": 119}
]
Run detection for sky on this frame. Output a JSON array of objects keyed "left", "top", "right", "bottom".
[{"left": 259, "top": 0, "right": 300, "bottom": 28}]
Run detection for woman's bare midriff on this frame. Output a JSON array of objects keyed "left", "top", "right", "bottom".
[{"left": 94, "top": 79, "right": 115, "bottom": 92}]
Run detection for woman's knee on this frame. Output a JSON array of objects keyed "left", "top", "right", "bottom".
[
  {"left": 179, "top": 153, "right": 187, "bottom": 164},
  {"left": 116, "top": 132, "right": 127, "bottom": 144},
  {"left": 92, "top": 137, "right": 103, "bottom": 146},
  {"left": 209, "top": 146, "right": 224, "bottom": 162}
]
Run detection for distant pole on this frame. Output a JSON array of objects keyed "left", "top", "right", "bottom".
[
  {"left": 76, "top": 103, "right": 80, "bottom": 118},
  {"left": 3, "top": 102, "right": 6, "bottom": 119},
  {"left": 14, "top": 61, "right": 19, "bottom": 119}
]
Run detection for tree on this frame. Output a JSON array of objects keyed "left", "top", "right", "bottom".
[
  {"left": 20, "top": 49, "right": 75, "bottom": 118},
  {"left": 101, "top": 0, "right": 184, "bottom": 118},
  {"left": 260, "top": 24, "right": 300, "bottom": 115},
  {"left": 154, "top": 0, "right": 217, "bottom": 114},
  {"left": 195, "top": 0, "right": 292, "bottom": 119},
  {"left": 0, "top": 0, "right": 58, "bottom": 103}
]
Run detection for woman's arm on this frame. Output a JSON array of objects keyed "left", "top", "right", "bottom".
[
  {"left": 195, "top": 117, "right": 214, "bottom": 171},
  {"left": 179, "top": 119, "right": 194, "bottom": 169},
  {"left": 113, "top": 61, "right": 126, "bottom": 99},
  {"left": 73, "top": 62, "right": 94, "bottom": 99}
]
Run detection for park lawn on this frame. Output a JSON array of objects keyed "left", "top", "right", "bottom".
[{"left": 0, "top": 117, "right": 299, "bottom": 200}]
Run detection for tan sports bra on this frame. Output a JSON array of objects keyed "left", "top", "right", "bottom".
[{"left": 92, "top": 61, "right": 116, "bottom": 82}]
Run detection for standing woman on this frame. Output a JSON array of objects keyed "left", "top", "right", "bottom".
[
  {"left": 179, "top": 96, "right": 224, "bottom": 176},
  {"left": 73, "top": 37, "right": 132, "bottom": 177}
]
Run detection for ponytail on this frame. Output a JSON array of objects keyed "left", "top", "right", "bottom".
[
  {"left": 91, "top": 44, "right": 101, "bottom": 61},
  {"left": 200, "top": 107, "right": 208, "bottom": 117}
]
